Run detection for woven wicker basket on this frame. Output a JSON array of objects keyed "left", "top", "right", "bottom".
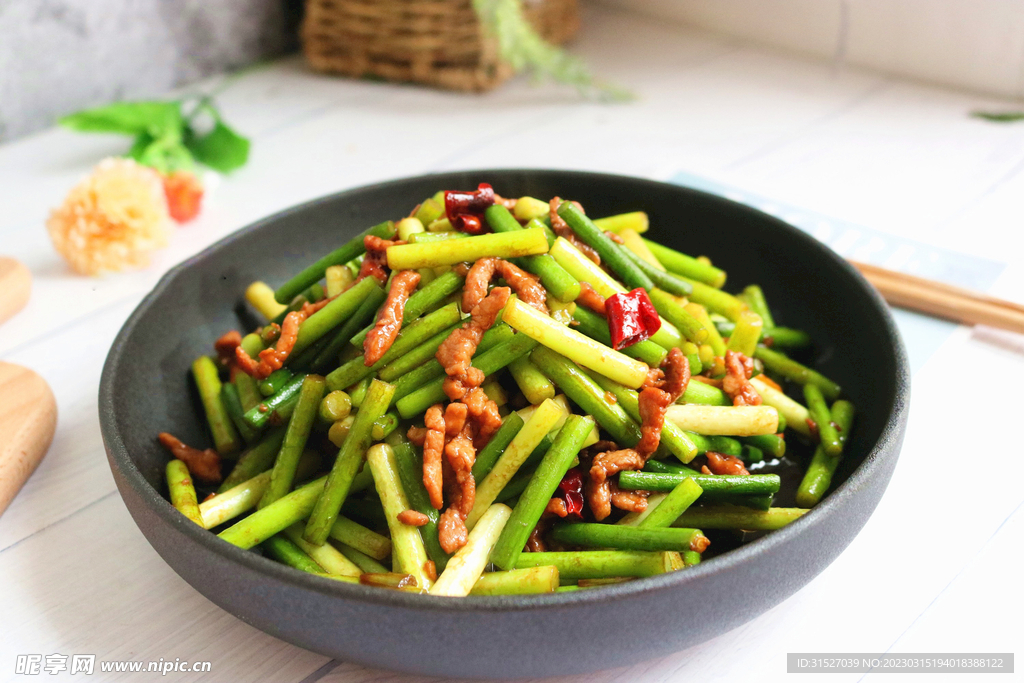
[{"left": 302, "top": 0, "right": 579, "bottom": 92}]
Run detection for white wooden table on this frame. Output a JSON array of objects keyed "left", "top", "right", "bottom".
[{"left": 2, "top": 5, "right": 1021, "bottom": 681}]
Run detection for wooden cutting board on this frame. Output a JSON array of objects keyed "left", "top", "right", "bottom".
[
  {"left": 0, "top": 362, "right": 57, "bottom": 517},
  {"left": 0, "top": 257, "right": 31, "bottom": 326}
]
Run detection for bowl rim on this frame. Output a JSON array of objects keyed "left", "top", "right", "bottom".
[{"left": 99, "top": 168, "right": 910, "bottom": 613}]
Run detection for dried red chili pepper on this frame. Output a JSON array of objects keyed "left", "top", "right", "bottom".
[
  {"left": 554, "top": 467, "right": 585, "bottom": 517},
  {"left": 445, "top": 183, "right": 495, "bottom": 233},
  {"left": 605, "top": 288, "right": 661, "bottom": 350}
]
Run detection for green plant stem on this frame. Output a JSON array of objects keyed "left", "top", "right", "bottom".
[
  {"left": 309, "top": 285, "right": 388, "bottom": 373},
  {"left": 284, "top": 524, "right": 362, "bottom": 577},
  {"left": 509, "top": 356, "right": 556, "bottom": 405},
  {"left": 530, "top": 346, "right": 642, "bottom": 447},
  {"left": 754, "top": 346, "right": 841, "bottom": 400},
  {"left": 292, "top": 277, "right": 381, "bottom": 357},
  {"left": 557, "top": 202, "right": 653, "bottom": 290},
  {"left": 470, "top": 566, "right": 559, "bottom": 595},
  {"left": 491, "top": 415, "right": 595, "bottom": 570},
  {"left": 274, "top": 221, "right": 395, "bottom": 304},
  {"left": 242, "top": 374, "right": 307, "bottom": 430},
  {"left": 304, "top": 379, "right": 395, "bottom": 545},
  {"left": 387, "top": 228, "right": 548, "bottom": 270},
  {"left": 261, "top": 375, "right": 326, "bottom": 508},
  {"left": 739, "top": 433, "right": 786, "bottom": 459},
  {"left": 430, "top": 504, "right": 512, "bottom": 596},
  {"left": 484, "top": 204, "right": 581, "bottom": 302},
  {"left": 619, "top": 471, "right": 780, "bottom": 497},
  {"left": 336, "top": 543, "right": 389, "bottom": 574},
  {"left": 470, "top": 412, "right": 525, "bottom": 481},
  {"left": 642, "top": 239, "right": 726, "bottom": 287},
  {"left": 219, "top": 476, "right": 327, "bottom": 549},
  {"left": 514, "top": 551, "right": 676, "bottom": 580},
  {"left": 201, "top": 471, "right": 270, "bottom": 529},
  {"left": 377, "top": 322, "right": 461, "bottom": 382},
  {"left": 395, "top": 334, "right": 537, "bottom": 418},
  {"left": 262, "top": 534, "right": 324, "bottom": 574},
  {"left": 386, "top": 431, "right": 450, "bottom": 571},
  {"left": 637, "top": 477, "right": 703, "bottom": 528},
  {"left": 586, "top": 371, "right": 698, "bottom": 463},
  {"left": 221, "top": 382, "right": 260, "bottom": 444},
  {"left": 741, "top": 285, "right": 775, "bottom": 329},
  {"left": 259, "top": 368, "right": 294, "bottom": 397},
  {"left": 619, "top": 246, "right": 694, "bottom": 297},
  {"left": 392, "top": 323, "right": 514, "bottom": 402},
  {"left": 550, "top": 523, "right": 708, "bottom": 553},
  {"left": 673, "top": 506, "right": 806, "bottom": 530},
  {"left": 796, "top": 400, "right": 856, "bottom": 508},
  {"left": 467, "top": 398, "right": 566, "bottom": 529},
  {"left": 218, "top": 427, "right": 287, "bottom": 492},
  {"left": 325, "top": 302, "right": 461, "bottom": 392},
  {"left": 648, "top": 289, "right": 709, "bottom": 344},
  {"left": 366, "top": 442, "right": 435, "bottom": 590},
  {"left": 166, "top": 459, "right": 203, "bottom": 525},
  {"left": 570, "top": 307, "right": 667, "bottom": 367},
  {"left": 192, "top": 356, "right": 240, "bottom": 456},
  {"left": 804, "top": 384, "right": 842, "bottom": 456}
]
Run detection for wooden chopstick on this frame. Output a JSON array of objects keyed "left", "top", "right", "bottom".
[{"left": 849, "top": 260, "right": 1024, "bottom": 335}]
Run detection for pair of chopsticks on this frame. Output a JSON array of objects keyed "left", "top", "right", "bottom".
[{"left": 849, "top": 260, "right": 1024, "bottom": 335}]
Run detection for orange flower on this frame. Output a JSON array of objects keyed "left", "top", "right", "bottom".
[{"left": 47, "top": 158, "right": 171, "bottom": 276}]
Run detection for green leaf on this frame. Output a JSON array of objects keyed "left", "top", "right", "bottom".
[
  {"left": 971, "top": 110, "right": 1024, "bottom": 123},
  {"left": 185, "top": 119, "right": 250, "bottom": 173},
  {"left": 473, "top": 0, "right": 632, "bottom": 101},
  {"left": 60, "top": 101, "right": 184, "bottom": 138},
  {"left": 127, "top": 133, "right": 156, "bottom": 162},
  {"left": 129, "top": 133, "right": 194, "bottom": 175}
]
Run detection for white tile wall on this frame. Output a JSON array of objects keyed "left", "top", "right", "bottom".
[{"left": 596, "top": 0, "right": 1024, "bottom": 98}]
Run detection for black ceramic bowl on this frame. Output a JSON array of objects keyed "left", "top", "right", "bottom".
[{"left": 100, "top": 170, "right": 909, "bottom": 678}]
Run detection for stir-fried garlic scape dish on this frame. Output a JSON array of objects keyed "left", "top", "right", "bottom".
[{"left": 160, "top": 184, "right": 852, "bottom": 596}]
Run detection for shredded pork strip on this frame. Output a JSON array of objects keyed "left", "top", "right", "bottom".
[
  {"left": 493, "top": 193, "right": 517, "bottom": 211},
  {"left": 436, "top": 286, "right": 510, "bottom": 396},
  {"left": 544, "top": 498, "right": 569, "bottom": 518},
  {"left": 406, "top": 425, "right": 427, "bottom": 446},
  {"left": 636, "top": 388, "right": 673, "bottom": 458},
  {"left": 445, "top": 424, "right": 476, "bottom": 517},
  {"left": 722, "top": 350, "right": 762, "bottom": 406},
  {"left": 397, "top": 509, "right": 430, "bottom": 527},
  {"left": 609, "top": 480, "right": 649, "bottom": 514},
  {"left": 443, "top": 401, "right": 468, "bottom": 438},
  {"left": 214, "top": 330, "right": 242, "bottom": 368},
  {"left": 576, "top": 282, "right": 606, "bottom": 315},
  {"left": 235, "top": 309, "right": 305, "bottom": 380},
  {"left": 463, "top": 257, "right": 548, "bottom": 314},
  {"left": 357, "top": 234, "right": 404, "bottom": 285},
  {"left": 662, "top": 347, "right": 691, "bottom": 401},
  {"left": 691, "top": 535, "right": 711, "bottom": 553},
  {"left": 525, "top": 526, "right": 547, "bottom": 552},
  {"left": 299, "top": 291, "right": 339, "bottom": 317},
  {"left": 429, "top": 285, "right": 514, "bottom": 553},
  {"left": 158, "top": 433, "right": 222, "bottom": 485},
  {"left": 587, "top": 448, "right": 646, "bottom": 521},
  {"left": 704, "top": 450, "right": 750, "bottom": 476},
  {"left": 463, "top": 387, "right": 502, "bottom": 446},
  {"left": 438, "top": 506, "right": 468, "bottom": 554},
  {"left": 636, "top": 349, "right": 690, "bottom": 458},
  {"left": 364, "top": 269, "right": 420, "bottom": 366},
  {"left": 422, "top": 405, "right": 446, "bottom": 510}
]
